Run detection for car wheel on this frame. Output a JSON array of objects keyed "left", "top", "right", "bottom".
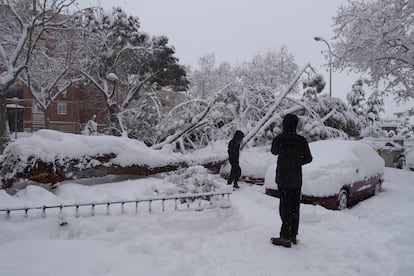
[{"left": 337, "top": 189, "right": 348, "bottom": 210}]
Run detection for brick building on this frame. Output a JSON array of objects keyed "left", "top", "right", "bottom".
[{"left": 6, "top": 83, "right": 108, "bottom": 134}]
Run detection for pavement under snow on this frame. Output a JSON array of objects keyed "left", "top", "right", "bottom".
[{"left": 0, "top": 168, "right": 413, "bottom": 276}]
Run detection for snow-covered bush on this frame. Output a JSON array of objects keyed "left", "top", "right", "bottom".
[
  {"left": 397, "top": 117, "right": 413, "bottom": 139},
  {"left": 165, "top": 166, "right": 221, "bottom": 195}
]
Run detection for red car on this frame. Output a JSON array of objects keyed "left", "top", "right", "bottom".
[
  {"left": 265, "top": 140, "right": 384, "bottom": 210},
  {"left": 220, "top": 140, "right": 385, "bottom": 210}
]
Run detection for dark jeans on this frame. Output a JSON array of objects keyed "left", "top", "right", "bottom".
[
  {"left": 279, "top": 187, "right": 301, "bottom": 240},
  {"left": 228, "top": 161, "right": 241, "bottom": 184}
]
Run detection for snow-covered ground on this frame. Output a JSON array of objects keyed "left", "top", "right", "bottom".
[{"left": 0, "top": 167, "right": 413, "bottom": 276}]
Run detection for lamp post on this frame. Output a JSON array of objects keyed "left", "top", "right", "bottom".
[
  {"left": 314, "top": 36, "right": 332, "bottom": 97},
  {"left": 12, "top": 97, "right": 19, "bottom": 140}
]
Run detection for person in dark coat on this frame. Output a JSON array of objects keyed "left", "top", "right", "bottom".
[
  {"left": 270, "top": 114, "right": 312, "bottom": 247},
  {"left": 227, "top": 130, "right": 244, "bottom": 189}
]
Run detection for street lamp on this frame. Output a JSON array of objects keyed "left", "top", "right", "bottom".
[
  {"left": 12, "top": 97, "right": 19, "bottom": 140},
  {"left": 314, "top": 36, "right": 332, "bottom": 97}
]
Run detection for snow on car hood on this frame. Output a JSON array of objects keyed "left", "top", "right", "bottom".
[{"left": 265, "top": 140, "right": 385, "bottom": 197}]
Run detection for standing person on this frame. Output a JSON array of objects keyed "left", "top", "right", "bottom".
[
  {"left": 227, "top": 130, "right": 244, "bottom": 189},
  {"left": 270, "top": 114, "right": 312, "bottom": 248}
]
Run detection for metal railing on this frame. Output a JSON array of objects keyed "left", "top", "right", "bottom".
[{"left": 0, "top": 191, "right": 232, "bottom": 220}]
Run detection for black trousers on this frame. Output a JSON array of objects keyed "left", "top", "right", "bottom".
[
  {"left": 228, "top": 161, "right": 241, "bottom": 184},
  {"left": 279, "top": 187, "right": 301, "bottom": 240}
]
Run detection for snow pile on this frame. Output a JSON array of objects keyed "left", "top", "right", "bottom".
[
  {"left": 0, "top": 166, "right": 231, "bottom": 212},
  {"left": 165, "top": 166, "right": 231, "bottom": 195},
  {"left": 264, "top": 140, "right": 385, "bottom": 196}
]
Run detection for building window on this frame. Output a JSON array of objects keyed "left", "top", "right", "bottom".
[
  {"left": 57, "top": 103, "right": 67, "bottom": 115},
  {"left": 7, "top": 88, "right": 23, "bottom": 99}
]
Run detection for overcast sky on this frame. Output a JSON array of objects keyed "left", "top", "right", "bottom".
[{"left": 78, "top": 0, "right": 413, "bottom": 117}]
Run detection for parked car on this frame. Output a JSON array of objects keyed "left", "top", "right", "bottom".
[
  {"left": 265, "top": 140, "right": 385, "bottom": 210},
  {"left": 220, "top": 139, "right": 385, "bottom": 210},
  {"left": 360, "top": 138, "right": 405, "bottom": 168}
]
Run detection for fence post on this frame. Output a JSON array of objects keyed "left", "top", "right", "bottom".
[
  {"left": 106, "top": 203, "right": 110, "bottom": 215},
  {"left": 42, "top": 206, "right": 46, "bottom": 218}
]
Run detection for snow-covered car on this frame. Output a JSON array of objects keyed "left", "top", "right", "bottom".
[{"left": 265, "top": 140, "right": 385, "bottom": 210}]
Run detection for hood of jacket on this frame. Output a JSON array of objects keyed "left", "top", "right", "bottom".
[{"left": 282, "top": 114, "right": 298, "bottom": 133}]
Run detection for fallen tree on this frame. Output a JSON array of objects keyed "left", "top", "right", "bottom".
[{"left": 0, "top": 130, "right": 227, "bottom": 189}]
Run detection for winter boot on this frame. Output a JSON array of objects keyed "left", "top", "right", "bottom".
[
  {"left": 290, "top": 236, "right": 298, "bottom": 245},
  {"left": 233, "top": 181, "right": 239, "bottom": 189},
  {"left": 227, "top": 178, "right": 233, "bottom": 185},
  {"left": 270, "top": 237, "right": 291, "bottom": 248}
]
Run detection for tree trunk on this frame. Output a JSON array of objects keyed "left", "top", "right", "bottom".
[
  {"left": 43, "top": 108, "right": 49, "bottom": 129},
  {"left": 0, "top": 91, "right": 10, "bottom": 153},
  {"left": 108, "top": 103, "right": 122, "bottom": 136}
]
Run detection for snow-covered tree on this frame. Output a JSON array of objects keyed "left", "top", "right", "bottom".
[
  {"left": 123, "top": 83, "right": 163, "bottom": 145},
  {"left": 359, "top": 90, "right": 386, "bottom": 138},
  {"left": 347, "top": 79, "right": 366, "bottom": 115},
  {"left": 236, "top": 46, "right": 299, "bottom": 94},
  {"left": 303, "top": 95, "right": 364, "bottom": 139},
  {"left": 180, "top": 47, "right": 301, "bottom": 149},
  {"left": 154, "top": 97, "right": 211, "bottom": 152},
  {"left": 188, "top": 53, "right": 236, "bottom": 100},
  {"left": 365, "top": 90, "right": 385, "bottom": 125},
  {"left": 78, "top": 7, "right": 188, "bottom": 136},
  {"left": 302, "top": 73, "right": 326, "bottom": 100},
  {"left": 0, "top": 0, "right": 81, "bottom": 151},
  {"left": 18, "top": 26, "right": 83, "bottom": 128},
  {"left": 332, "top": 0, "right": 414, "bottom": 100},
  {"left": 396, "top": 116, "right": 413, "bottom": 138}
]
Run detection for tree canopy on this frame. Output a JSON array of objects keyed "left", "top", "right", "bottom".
[
  {"left": 332, "top": 0, "right": 414, "bottom": 101},
  {"left": 78, "top": 7, "right": 188, "bottom": 136}
]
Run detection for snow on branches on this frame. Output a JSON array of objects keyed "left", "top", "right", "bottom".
[{"left": 332, "top": 0, "right": 414, "bottom": 100}]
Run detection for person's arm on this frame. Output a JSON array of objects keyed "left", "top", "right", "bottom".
[
  {"left": 271, "top": 137, "right": 280, "bottom": 156},
  {"left": 301, "top": 140, "right": 313, "bottom": 165}
]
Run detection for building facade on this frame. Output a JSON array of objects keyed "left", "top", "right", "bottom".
[{"left": 6, "top": 83, "right": 108, "bottom": 134}]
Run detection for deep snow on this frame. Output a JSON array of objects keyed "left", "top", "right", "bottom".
[{"left": 0, "top": 167, "right": 413, "bottom": 276}]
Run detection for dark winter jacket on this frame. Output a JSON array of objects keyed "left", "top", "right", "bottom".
[
  {"left": 271, "top": 115, "right": 312, "bottom": 189},
  {"left": 228, "top": 131, "right": 244, "bottom": 164}
]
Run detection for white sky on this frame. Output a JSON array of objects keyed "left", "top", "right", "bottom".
[{"left": 78, "top": 0, "right": 414, "bottom": 117}]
